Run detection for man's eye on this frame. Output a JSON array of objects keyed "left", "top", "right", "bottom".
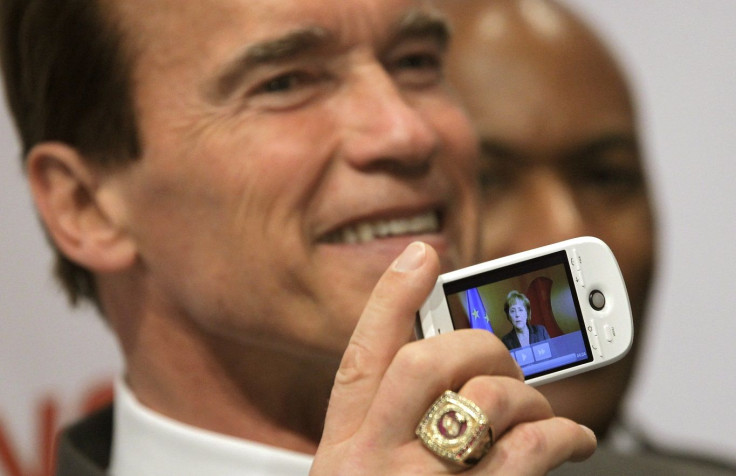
[
  {"left": 255, "top": 72, "right": 310, "bottom": 94},
  {"left": 478, "top": 165, "right": 501, "bottom": 191},
  {"left": 396, "top": 53, "right": 441, "bottom": 71},
  {"left": 392, "top": 51, "right": 444, "bottom": 87},
  {"left": 587, "top": 167, "right": 643, "bottom": 191},
  {"left": 571, "top": 163, "right": 646, "bottom": 204},
  {"left": 478, "top": 150, "right": 517, "bottom": 195},
  {"left": 245, "top": 70, "right": 331, "bottom": 110},
  {"left": 568, "top": 136, "right": 644, "bottom": 198}
]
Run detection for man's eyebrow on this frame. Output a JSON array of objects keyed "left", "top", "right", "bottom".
[
  {"left": 391, "top": 8, "right": 451, "bottom": 49},
  {"left": 208, "top": 27, "right": 331, "bottom": 102},
  {"left": 580, "top": 133, "right": 638, "bottom": 153},
  {"left": 481, "top": 132, "right": 639, "bottom": 163},
  {"left": 565, "top": 133, "right": 639, "bottom": 163},
  {"left": 207, "top": 11, "right": 449, "bottom": 103}
]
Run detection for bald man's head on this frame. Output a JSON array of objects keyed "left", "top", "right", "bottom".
[
  {"left": 442, "top": 0, "right": 656, "bottom": 437},
  {"left": 445, "top": 0, "right": 636, "bottom": 155}
]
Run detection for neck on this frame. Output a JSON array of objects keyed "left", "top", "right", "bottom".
[{"left": 106, "top": 283, "right": 339, "bottom": 454}]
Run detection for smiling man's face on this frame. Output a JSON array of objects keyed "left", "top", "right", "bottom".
[{"left": 106, "top": 0, "right": 478, "bottom": 355}]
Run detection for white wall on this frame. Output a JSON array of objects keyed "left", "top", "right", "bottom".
[
  {"left": 0, "top": 101, "right": 122, "bottom": 471},
  {"left": 561, "top": 0, "right": 736, "bottom": 464},
  {"left": 1, "top": 0, "right": 735, "bottom": 472}
]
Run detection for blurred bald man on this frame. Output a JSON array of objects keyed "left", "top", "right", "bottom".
[
  {"left": 442, "top": 0, "right": 735, "bottom": 474},
  {"left": 444, "top": 0, "right": 654, "bottom": 439}
]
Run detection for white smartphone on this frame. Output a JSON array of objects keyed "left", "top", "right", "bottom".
[{"left": 416, "top": 237, "right": 633, "bottom": 387}]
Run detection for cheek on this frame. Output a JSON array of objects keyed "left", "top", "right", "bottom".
[
  {"left": 122, "top": 166, "right": 246, "bottom": 298},
  {"left": 599, "top": 203, "right": 654, "bottom": 272},
  {"left": 430, "top": 100, "right": 481, "bottom": 265},
  {"left": 435, "top": 104, "right": 479, "bottom": 174},
  {"left": 479, "top": 200, "right": 519, "bottom": 258},
  {"left": 590, "top": 200, "right": 656, "bottom": 314},
  {"left": 122, "top": 138, "right": 306, "bottom": 300}
]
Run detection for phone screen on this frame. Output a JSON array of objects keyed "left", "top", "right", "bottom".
[{"left": 443, "top": 251, "right": 593, "bottom": 380}]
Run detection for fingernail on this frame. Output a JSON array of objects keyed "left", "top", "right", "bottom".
[
  {"left": 393, "top": 242, "right": 426, "bottom": 272},
  {"left": 580, "top": 424, "right": 597, "bottom": 442}
]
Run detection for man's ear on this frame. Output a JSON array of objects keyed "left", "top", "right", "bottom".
[{"left": 26, "top": 142, "right": 137, "bottom": 273}]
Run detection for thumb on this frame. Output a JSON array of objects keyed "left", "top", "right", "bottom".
[{"left": 321, "top": 241, "right": 440, "bottom": 445}]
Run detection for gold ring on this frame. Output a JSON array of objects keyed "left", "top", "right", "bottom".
[{"left": 415, "top": 390, "right": 493, "bottom": 467}]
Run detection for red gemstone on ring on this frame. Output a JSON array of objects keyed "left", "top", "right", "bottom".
[{"left": 437, "top": 411, "right": 467, "bottom": 438}]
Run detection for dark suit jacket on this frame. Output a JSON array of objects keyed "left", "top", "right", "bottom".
[
  {"left": 55, "top": 404, "right": 736, "bottom": 476},
  {"left": 55, "top": 405, "right": 112, "bottom": 476},
  {"left": 501, "top": 324, "right": 551, "bottom": 350}
]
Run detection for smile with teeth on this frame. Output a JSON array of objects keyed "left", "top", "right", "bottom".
[{"left": 325, "top": 211, "right": 440, "bottom": 244}]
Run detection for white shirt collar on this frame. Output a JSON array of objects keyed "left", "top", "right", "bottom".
[{"left": 109, "top": 378, "right": 313, "bottom": 476}]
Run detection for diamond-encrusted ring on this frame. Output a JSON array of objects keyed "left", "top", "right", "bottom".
[{"left": 415, "top": 390, "right": 494, "bottom": 467}]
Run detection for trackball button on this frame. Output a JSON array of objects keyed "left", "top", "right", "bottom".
[{"left": 589, "top": 290, "right": 606, "bottom": 311}]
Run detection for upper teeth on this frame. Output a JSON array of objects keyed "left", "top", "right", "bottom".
[{"left": 329, "top": 211, "right": 439, "bottom": 244}]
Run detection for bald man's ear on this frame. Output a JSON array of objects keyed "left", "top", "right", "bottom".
[{"left": 26, "top": 142, "right": 137, "bottom": 273}]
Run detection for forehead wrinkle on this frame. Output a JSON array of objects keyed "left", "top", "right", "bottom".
[{"left": 208, "top": 26, "right": 332, "bottom": 103}]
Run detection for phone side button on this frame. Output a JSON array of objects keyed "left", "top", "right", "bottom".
[
  {"left": 571, "top": 248, "right": 582, "bottom": 270},
  {"left": 575, "top": 269, "right": 585, "bottom": 288},
  {"left": 587, "top": 319, "right": 598, "bottom": 337},
  {"left": 590, "top": 333, "right": 604, "bottom": 358},
  {"left": 603, "top": 324, "right": 615, "bottom": 342}
]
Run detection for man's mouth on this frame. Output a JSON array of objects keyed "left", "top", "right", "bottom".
[{"left": 322, "top": 211, "right": 440, "bottom": 244}]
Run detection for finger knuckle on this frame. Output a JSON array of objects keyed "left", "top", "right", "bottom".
[
  {"left": 392, "top": 342, "right": 435, "bottom": 375},
  {"left": 334, "top": 340, "right": 373, "bottom": 386},
  {"left": 512, "top": 421, "right": 549, "bottom": 455},
  {"left": 464, "top": 376, "right": 512, "bottom": 414}
]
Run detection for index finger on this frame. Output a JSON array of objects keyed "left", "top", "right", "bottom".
[{"left": 321, "top": 241, "right": 440, "bottom": 445}]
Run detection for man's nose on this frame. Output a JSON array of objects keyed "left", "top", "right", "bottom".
[
  {"left": 336, "top": 66, "right": 439, "bottom": 174},
  {"left": 521, "top": 170, "right": 585, "bottom": 246}
]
